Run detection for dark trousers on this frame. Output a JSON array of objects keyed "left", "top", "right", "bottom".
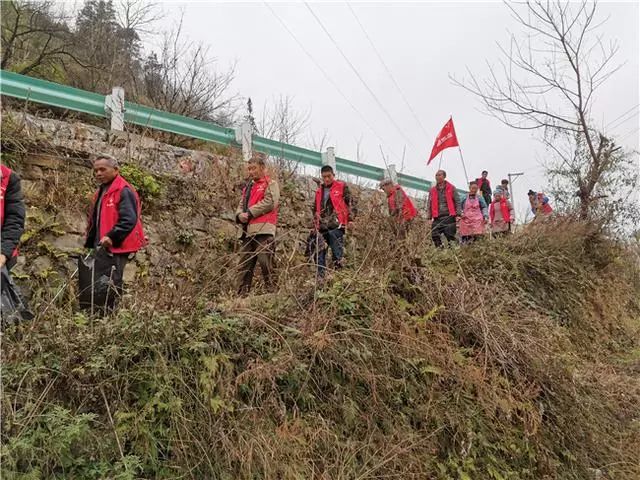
[
  {"left": 316, "top": 228, "right": 345, "bottom": 276},
  {"left": 431, "top": 215, "right": 457, "bottom": 248},
  {"left": 237, "top": 234, "right": 276, "bottom": 295}
]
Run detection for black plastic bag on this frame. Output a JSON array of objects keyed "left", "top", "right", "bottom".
[
  {"left": 78, "top": 248, "right": 124, "bottom": 314},
  {"left": 1, "top": 266, "right": 34, "bottom": 329}
]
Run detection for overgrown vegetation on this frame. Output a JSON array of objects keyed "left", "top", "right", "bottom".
[{"left": 2, "top": 217, "right": 639, "bottom": 479}]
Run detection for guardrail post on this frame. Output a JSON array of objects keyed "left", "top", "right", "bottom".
[
  {"left": 105, "top": 86, "right": 125, "bottom": 131},
  {"left": 387, "top": 164, "right": 398, "bottom": 183},
  {"left": 235, "top": 121, "right": 252, "bottom": 161},
  {"left": 322, "top": 146, "right": 336, "bottom": 171}
]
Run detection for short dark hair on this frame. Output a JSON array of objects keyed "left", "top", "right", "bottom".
[
  {"left": 469, "top": 180, "right": 478, "bottom": 186},
  {"left": 501, "top": 179, "right": 509, "bottom": 184},
  {"left": 482, "top": 170, "right": 488, "bottom": 175},
  {"left": 436, "top": 169, "right": 446, "bottom": 177},
  {"left": 320, "top": 165, "right": 334, "bottom": 174},
  {"left": 248, "top": 152, "right": 266, "bottom": 166}
]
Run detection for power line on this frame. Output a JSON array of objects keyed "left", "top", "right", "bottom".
[
  {"left": 263, "top": 2, "right": 403, "bottom": 163},
  {"left": 604, "top": 103, "right": 639, "bottom": 130},
  {"left": 304, "top": 2, "right": 421, "bottom": 158},
  {"left": 620, "top": 126, "right": 640, "bottom": 143},
  {"left": 346, "top": 3, "right": 431, "bottom": 144}
]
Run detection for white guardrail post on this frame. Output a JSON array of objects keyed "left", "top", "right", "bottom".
[
  {"left": 105, "top": 86, "right": 125, "bottom": 131},
  {"left": 235, "top": 121, "right": 253, "bottom": 161},
  {"left": 322, "top": 146, "right": 336, "bottom": 171}
]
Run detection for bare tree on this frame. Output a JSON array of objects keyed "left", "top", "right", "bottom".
[
  {"left": 141, "top": 16, "right": 239, "bottom": 125},
  {"left": 451, "top": 0, "right": 634, "bottom": 225},
  {"left": 115, "top": 0, "right": 163, "bottom": 36},
  {"left": 257, "top": 94, "right": 311, "bottom": 145},
  {"left": 1, "top": 0, "right": 84, "bottom": 75}
]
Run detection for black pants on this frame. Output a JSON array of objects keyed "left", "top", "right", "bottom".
[
  {"left": 237, "top": 234, "right": 276, "bottom": 295},
  {"left": 431, "top": 215, "right": 457, "bottom": 248}
]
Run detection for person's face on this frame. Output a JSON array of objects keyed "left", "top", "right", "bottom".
[
  {"left": 382, "top": 184, "right": 394, "bottom": 195},
  {"left": 93, "top": 159, "right": 118, "bottom": 184},
  {"left": 247, "top": 161, "right": 264, "bottom": 181},
  {"left": 482, "top": 171, "right": 488, "bottom": 178},
  {"left": 502, "top": 181, "right": 508, "bottom": 189},
  {"left": 495, "top": 193, "right": 502, "bottom": 201},
  {"left": 469, "top": 184, "right": 479, "bottom": 195},
  {"left": 322, "top": 170, "right": 335, "bottom": 186},
  {"left": 435, "top": 171, "right": 445, "bottom": 184}
]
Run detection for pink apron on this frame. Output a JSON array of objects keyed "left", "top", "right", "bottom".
[{"left": 459, "top": 195, "right": 485, "bottom": 236}]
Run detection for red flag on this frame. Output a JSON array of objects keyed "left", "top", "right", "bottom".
[{"left": 427, "top": 118, "right": 459, "bottom": 164}]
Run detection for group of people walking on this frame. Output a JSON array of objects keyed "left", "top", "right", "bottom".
[{"left": 0, "top": 154, "right": 554, "bottom": 318}]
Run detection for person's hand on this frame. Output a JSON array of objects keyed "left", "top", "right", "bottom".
[
  {"left": 238, "top": 212, "right": 250, "bottom": 224},
  {"left": 0, "top": 254, "right": 6, "bottom": 268},
  {"left": 100, "top": 236, "right": 113, "bottom": 248},
  {"left": 347, "top": 221, "right": 354, "bottom": 230}
]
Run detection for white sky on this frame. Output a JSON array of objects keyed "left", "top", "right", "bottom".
[{"left": 150, "top": 1, "right": 639, "bottom": 220}]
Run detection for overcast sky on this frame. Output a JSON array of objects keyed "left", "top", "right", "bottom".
[{"left": 152, "top": 1, "right": 639, "bottom": 219}]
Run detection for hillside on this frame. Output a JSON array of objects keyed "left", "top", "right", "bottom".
[{"left": 1, "top": 110, "right": 640, "bottom": 480}]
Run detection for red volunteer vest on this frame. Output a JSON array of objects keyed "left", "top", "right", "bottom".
[
  {"left": 87, "top": 174, "right": 146, "bottom": 254},
  {"left": 243, "top": 176, "right": 278, "bottom": 225},
  {"left": 537, "top": 193, "right": 553, "bottom": 214},
  {"left": 388, "top": 185, "right": 417, "bottom": 222},
  {"left": 430, "top": 181, "right": 456, "bottom": 218},
  {"left": 490, "top": 198, "right": 511, "bottom": 224},
  {"left": 315, "top": 180, "right": 349, "bottom": 227},
  {"left": 0, "top": 165, "right": 19, "bottom": 258}
]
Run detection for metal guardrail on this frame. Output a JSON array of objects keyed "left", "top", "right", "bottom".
[{"left": 0, "top": 69, "right": 437, "bottom": 193}]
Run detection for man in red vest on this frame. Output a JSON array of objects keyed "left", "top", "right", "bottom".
[
  {"left": 313, "top": 165, "right": 355, "bottom": 276},
  {"left": 475, "top": 170, "right": 492, "bottom": 206},
  {"left": 379, "top": 178, "right": 417, "bottom": 239},
  {"left": 236, "top": 154, "right": 280, "bottom": 295},
  {"left": 426, "top": 169, "right": 462, "bottom": 248},
  {"left": 84, "top": 155, "right": 146, "bottom": 309},
  {"left": 1, "top": 165, "right": 26, "bottom": 271}
]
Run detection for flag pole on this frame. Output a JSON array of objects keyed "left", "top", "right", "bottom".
[
  {"left": 437, "top": 151, "right": 445, "bottom": 169},
  {"left": 458, "top": 146, "right": 470, "bottom": 184}
]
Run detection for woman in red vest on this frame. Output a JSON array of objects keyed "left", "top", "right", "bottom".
[
  {"left": 379, "top": 178, "right": 417, "bottom": 239},
  {"left": 313, "top": 165, "right": 354, "bottom": 277},
  {"left": 490, "top": 189, "right": 515, "bottom": 236},
  {"left": 460, "top": 181, "right": 488, "bottom": 244},
  {"left": 84, "top": 155, "right": 146, "bottom": 311},
  {"left": 0, "top": 165, "right": 26, "bottom": 271},
  {"left": 236, "top": 154, "right": 280, "bottom": 295},
  {"left": 527, "top": 190, "right": 553, "bottom": 218}
]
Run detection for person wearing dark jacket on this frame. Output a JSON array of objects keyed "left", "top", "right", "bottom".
[
  {"left": 426, "top": 169, "right": 462, "bottom": 248},
  {"left": 83, "top": 155, "right": 146, "bottom": 311},
  {"left": 312, "top": 165, "right": 355, "bottom": 276},
  {"left": 475, "top": 170, "right": 492, "bottom": 206},
  {"left": 1, "top": 165, "right": 26, "bottom": 271}
]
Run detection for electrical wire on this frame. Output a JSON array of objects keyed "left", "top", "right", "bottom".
[
  {"left": 346, "top": 3, "right": 430, "bottom": 143},
  {"left": 604, "top": 103, "right": 639, "bottom": 131},
  {"left": 304, "top": 2, "right": 421, "bottom": 157},
  {"left": 263, "top": 2, "right": 403, "bottom": 163}
]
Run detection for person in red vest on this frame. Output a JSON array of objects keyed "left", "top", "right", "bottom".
[
  {"left": 0, "top": 165, "right": 26, "bottom": 271},
  {"left": 490, "top": 189, "right": 515, "bottom": 236},
  {"left": 236, "top": 153, "right": 280, "bottom": 295},
  {"left": 426, "top": 169, "right": 462, "bottom": 248},
  {"left": 84, "top": 155, "right": 146, "bottom": 306},
  {"left": 475, "top": 170, "right": 492, "bottom": 206},
  {"left": 379, "top": 178, "right": 417, "bottom": 239},
  {"left": 313, "top": 165, "right": 355, "bottom": 276},
  {"left": 527, "top": 190, "right": 553, "bottom": 218}
]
